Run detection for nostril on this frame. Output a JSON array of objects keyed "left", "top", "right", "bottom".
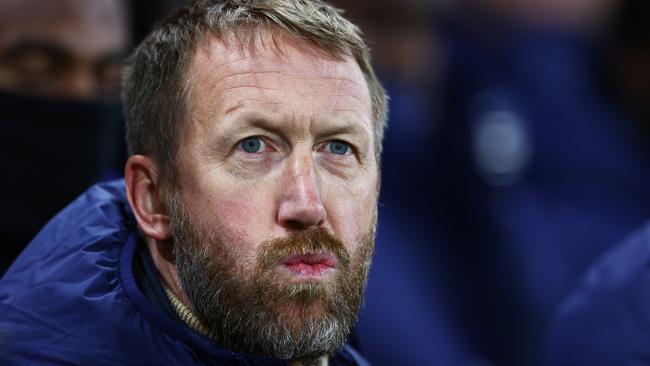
[{"left": 284, "top": 219, "right": 310, "bottom": 231}]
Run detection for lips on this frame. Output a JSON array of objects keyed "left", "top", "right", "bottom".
[{"left": 281, "top": 252, "right": 337, "bottom": 277}]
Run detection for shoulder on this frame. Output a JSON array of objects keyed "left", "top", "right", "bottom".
[
  {"left": 0, "top": 180, "right": 147, "bottom": 364},
  {"left": 547, "top": 222, "right": 650, "bottom": 366},
  {"left": 1, "top": 179, "right": 133, "bottom": 290},
  {"left": 0, "top": 180, "right": 246, "bottom": 365}
]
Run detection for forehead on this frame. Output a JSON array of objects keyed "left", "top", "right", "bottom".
[
  {"left": 0, "top": 0, "right": 128, "bottom": 58},
  {"left": 187, "top": 32, "right": 372, "bottom": 118}
]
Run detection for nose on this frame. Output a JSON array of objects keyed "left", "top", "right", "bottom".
[{"left": 276, "top": 154, "right": 327, "bottom": 230}]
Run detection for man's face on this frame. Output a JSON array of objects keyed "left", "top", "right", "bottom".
[
  {"left": 0, "top": 0, "right": 128, "bottom": 99},
  {"left": 170, "top": 33, "right": 378, "bottom": 359}
]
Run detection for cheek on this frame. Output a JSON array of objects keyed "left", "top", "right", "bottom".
[
  {"left": 192, "top": 187, "right": 273, "bottom": 256},
  {"left": 323, "top": 174, "right": 378, "bottom": 251}
]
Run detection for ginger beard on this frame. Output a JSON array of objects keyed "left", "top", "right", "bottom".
[{"left": 168, "top": 192, "right": 376, "bottom": 360}]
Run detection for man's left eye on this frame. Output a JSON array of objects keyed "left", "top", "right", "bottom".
[{"left": 328, "top": 140, "right": 350, "bottom": 155}]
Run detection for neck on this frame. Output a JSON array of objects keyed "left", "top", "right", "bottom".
[
  {"left": 163, "top": 285, "right": 213, "bottom": 338},
  {"left": 288, "top": 356, "right": 329, "bottom": 366},
  {"left": 146, "top": 238, "right": 190, "bottom": 304}
]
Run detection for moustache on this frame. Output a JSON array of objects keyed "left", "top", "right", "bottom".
[{"left": 257, "top": 228, "right": 351, "bottom": 272}]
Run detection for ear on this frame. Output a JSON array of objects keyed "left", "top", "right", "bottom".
[{"left": 124, "top": 155, "right": 171, "bottom": 241}]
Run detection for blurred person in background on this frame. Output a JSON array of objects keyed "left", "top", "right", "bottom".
[
  {"left": 435, "top": 0, "right": 650, "bottom": 364},
  {"left": 546, "top": 1, "right": 650, "bottom": 365},
  {"left": 0, "top": 0, "right": 130, "bottom": 272},
  {"left": 325, "top": 0, "right": 650, "bottom": 365}
]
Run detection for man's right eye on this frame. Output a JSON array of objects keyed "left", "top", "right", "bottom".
[{"left": 240, "top": 137, "right": 264, "bottom": 153}]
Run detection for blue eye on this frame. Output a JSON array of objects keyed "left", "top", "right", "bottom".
[
  {"left": 241, "top": 137, "right": 262, "bottom": 153},
  {"left": 328, "top": 141, "right": 349, "bottom": 155}
]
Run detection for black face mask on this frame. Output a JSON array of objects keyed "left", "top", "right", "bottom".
[{"left": 0, "top": 89, "right": 125, "bottom": 269}]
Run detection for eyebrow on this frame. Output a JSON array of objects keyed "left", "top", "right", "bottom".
[
  {"left": 224, "top": 111, "right": 371, "bottom": 142},
  {"left": 0, "top": 39, "right": 72, "bottom": 63},
  {"left": 0, "top": 38, "right": 125, "bottom": 64}
]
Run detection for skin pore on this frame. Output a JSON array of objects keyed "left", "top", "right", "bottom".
[
  {"left": 126, "top": 31, "right": 378, "bottom": 364},
  {"left": 0, "top": 0, "right": 128, "bottom": 99}
]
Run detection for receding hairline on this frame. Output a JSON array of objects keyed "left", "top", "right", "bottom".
[
  {"left": 199, "top": 24, "right": 355, "bottom": 62},
  {"left": 183, "top": 23, "right": 365, "bottom": 93}
]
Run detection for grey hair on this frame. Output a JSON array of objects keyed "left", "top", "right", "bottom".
[{"left": 122, "top": 0, "right": 388, "bottom": 184}]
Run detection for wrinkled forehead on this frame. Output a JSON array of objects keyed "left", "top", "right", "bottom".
[
  {"left": 187, "top": 30, "right": 371, "bottom": 106},
  {"left": 0, "top": 0, "right": 129, "bottom": 58}
]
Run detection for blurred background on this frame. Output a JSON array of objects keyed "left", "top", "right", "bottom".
[{"left": 1, "top": 0, "right": 649, "bottom": 365}]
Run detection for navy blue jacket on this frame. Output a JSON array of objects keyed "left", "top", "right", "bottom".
[
  {"left": 547, "top": 222, "right": 650, "bottom": 366},
  {"left": 0, "top": 180, "right": 368, "bottom": 365}
]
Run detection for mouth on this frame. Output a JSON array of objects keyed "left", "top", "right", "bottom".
[{"left": 280, "top": 252, "right": 337, "bottom": 279}]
